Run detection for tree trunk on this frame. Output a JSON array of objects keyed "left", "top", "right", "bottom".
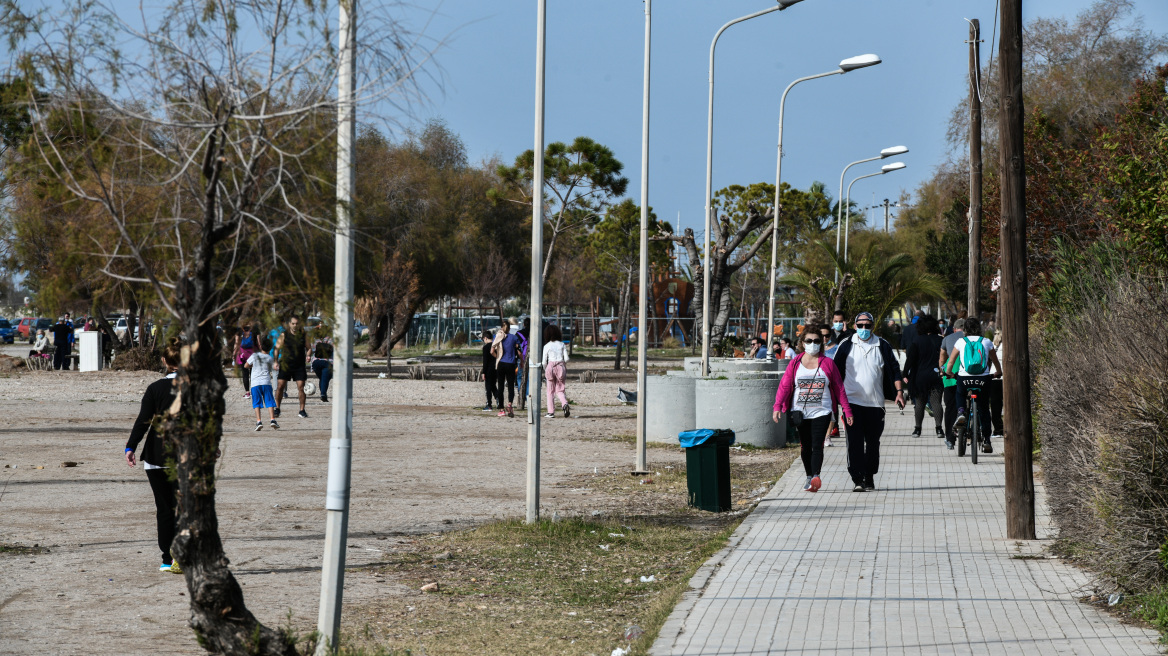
[{"left": 613, "top": 271, "right": 633, "bottom": 371}]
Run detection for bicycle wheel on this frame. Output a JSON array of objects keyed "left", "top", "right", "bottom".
[
  {"left": 956, "top": 401, "right": 967, "bottom": 458},
  {"left": 970, "top": 396, "right": 979, "bottom": 465}
]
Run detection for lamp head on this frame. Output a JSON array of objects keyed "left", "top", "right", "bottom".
[
  {"left": 839, "top": 54, "right": 881, "bottom": 72},
  {"left": 881, "top": 162, "right": 907, "bottom": 173},
  {"left": 777, "top": 0, "right": 806, "bottom": 8},
  {"left": 880, "top": 145, "right": 908, "bottom": 158}
]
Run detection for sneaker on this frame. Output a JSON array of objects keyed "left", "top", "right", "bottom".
[
  {"left": 936, "top": 427, "right": 945, "bottom": 439},
  {"left": 270, "top": 420, "right": 279, "bottom": 430},
  {"left": 809, "top": 476, "right": 821, "bottom": 492},
  {"left": 321, "top": 395, "right": 328, "bottom": 403},
  {"left": 298, "top": 410, "right": 308, "bottom": 419},
  {"left": 273, "top": 407, "right": 281, "bottom": 419},
  {"left": 954, "top": 410, "right": 966, "bottom": 429},
  {"left": 507, "top": 404, "right": 514, "bottom": 419},
  {"left": 803, "top": 476, "right": 813, "bottom": 492},
  {"left": 830, "top": 426, "right": 840, "bottom": 438},
  {"left": 911, "top": 427, "right": 922, "bottom": 437},
  {"left": 482, "top": 405, "right": 493, "bottom": 412},
  {"left": 243, "top": 392, "right": 251, "bottom": 398},
  {"left": 981, "top": 440, "right": 993, "bottom": 454},
  {"left": 563, "top": 405, "right": 571, "bottom": 418},
  {"left": 864, "top": 476, "right": 875, "bottom": 491},
  {"left": 824, "top": 437, "right": 834, "bottom": 448},
  {"left": 925, "top": 403, "right": 934, "bottom": 417},
  {"left": 991, "top": 433, "right": 1003, "bottom": 440},
  {"left": 946, "top": 440, "right": 955, "bottom": 450},
  {"left": 545, "top": 412, "right": 555, "bottom": 418},
  {"left": 160, "top": 561, "right": 182, "bottom": 574},
  {"left": 497, "top": 410, "right": 507, "bottom": 417},
  {"left": 853, "top": 483, "right": 867, "bottom": 492},
  {"left": 254, "top": 422, "right": 262, "bottom": 432}
]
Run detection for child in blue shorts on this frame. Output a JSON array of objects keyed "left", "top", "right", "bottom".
[{"left": 245, "top": 336, "right": 279, "bottom": 430}]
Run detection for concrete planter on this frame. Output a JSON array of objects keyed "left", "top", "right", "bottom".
[
  {"left": 684, "top": 356, "right": 781, "bottom": 375},
  {"left": 646, "top": 374, "right": 697, "bottom": 444},
  {"left": 694, "top": 376, "right": 786, "bottom": 447}
]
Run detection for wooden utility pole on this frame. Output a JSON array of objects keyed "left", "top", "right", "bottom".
[
  {"left": 968, "top": 18, "right": 983, "bottom": 318},
  {"left": 998, "top": 0, "right": 1036, "bottom": 540}
]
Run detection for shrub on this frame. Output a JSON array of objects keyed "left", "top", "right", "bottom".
[
  {"left": 661, "top": 337, "right": 681, "bottom": 349},
  {"left": 1040, "top": 246, "right": 1168, "bottom": 593}
]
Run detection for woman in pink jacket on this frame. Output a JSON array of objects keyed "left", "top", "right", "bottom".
[{"left": 772, "top": 324, "right": 853, "bottom": 492}]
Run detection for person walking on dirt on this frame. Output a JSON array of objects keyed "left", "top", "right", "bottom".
[
  {"left": 124, "top": 339, "right": 183, "bottom": 573},
  {"left": 773, "top": 324, "right": 853, "bottom": 492},
  {"left": 833, "top": 311, "right": 905, "bottom": 492},
  {"left": 481, "top": 329, "right": 500, "bottom": 412},
  {"left": 516, "top": 318, "right": 531, "bottom": 411},
  {"left": 51, "top": 316, "right": 73, "bottom": 370},
  {"left": 275, "top": 316, "right": 309, "bottom": 419},
  {"left": 232, "top": 324, "right": 257, "bottom": 398},
  {"left": 246, "top": 336, "right": 279, "bottom": 430},
  {"left": 493, "top": 318, "right": 521, "bottom": 417},
  {"left": 310, "top": 331, "right": 334, "bottom": 404},
  {"left": 542, "top": 324, "right": 571, "bottom": 418}
]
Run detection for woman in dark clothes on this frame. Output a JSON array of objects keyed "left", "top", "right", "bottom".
[
  {"left": 901, "top": 314, "right": 945, "bottom": 438},
  {"left": 480, "top": 330, "right": 500, "bottom": 411},
  {"left": 124, "top": 340, "right": 183, "bottom": 573}
]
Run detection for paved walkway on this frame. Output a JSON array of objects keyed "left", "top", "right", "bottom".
[{"left": 652, "top": 403, "right": 1161, "bottom": 655}]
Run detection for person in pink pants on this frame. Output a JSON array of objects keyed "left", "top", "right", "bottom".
[{"left": 542, "top": 324, "right": 571, "bottom": 418}]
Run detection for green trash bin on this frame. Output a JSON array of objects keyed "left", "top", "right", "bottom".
[{"left": 680, "top": 429, "right": 735, "bottom": 512}]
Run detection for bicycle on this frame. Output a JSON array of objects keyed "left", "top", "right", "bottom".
[{"left": 955, "top": 383, "right": 984, "bottom": 464}]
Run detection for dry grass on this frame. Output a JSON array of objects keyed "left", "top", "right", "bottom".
[{"left": 339, "top": 447, "right": 797, "bottom": 656}]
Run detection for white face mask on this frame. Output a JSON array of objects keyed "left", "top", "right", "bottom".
[{"left": 804, "top": 342, "right": 821, "bottom": 355}]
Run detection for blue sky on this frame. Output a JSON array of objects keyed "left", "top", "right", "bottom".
[{"left": 389, "top": 0, "right": 1168, "bottom": 237}]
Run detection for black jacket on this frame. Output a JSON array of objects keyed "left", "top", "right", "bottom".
[
  {"left": 833, "top": 335, "right": 903, "bottom": 402},
  {"left": 899, "top": 322, "right": 918, "bottom": 352},
  {"left": 902, "top": 334, "right": 943, "bottom": 398},
  {"left": 126, "top": 375, "right": 178, "bottom": 467}
]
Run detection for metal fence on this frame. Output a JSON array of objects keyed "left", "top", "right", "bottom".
[{"left": 404, "top": 314, "right": 806, "bottom": 348}]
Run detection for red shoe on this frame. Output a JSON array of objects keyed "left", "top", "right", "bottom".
[
  {"left": 830, "top": 426, "right": 840, "bottom": 438},
  {"left": 809, "top": 476, "right": 821, "bottom": 492}
]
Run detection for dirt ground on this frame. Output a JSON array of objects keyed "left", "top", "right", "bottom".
[{"left": 0, "top": 353, "right": 715, "bottom": 655}]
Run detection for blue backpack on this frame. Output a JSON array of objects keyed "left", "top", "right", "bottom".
[{"left": 961, "top": 336, "right": 988, "bottom": 375}]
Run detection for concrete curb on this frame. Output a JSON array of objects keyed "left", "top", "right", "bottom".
[{"left": 648, "top": 461, "right": 798, "bottom": 655}]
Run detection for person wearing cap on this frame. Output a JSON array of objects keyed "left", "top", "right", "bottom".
[
  {"left": 938, "top": 318, "right": 967, "bottom": 449},
  {"left": 833, "top": 311, "right": 904, "bottom": 491}
]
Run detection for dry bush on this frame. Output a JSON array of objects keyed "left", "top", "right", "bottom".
[
  {"left": 109, "top": 347, "right": 162, "bottom": 372},
  {"left": 1041, "top": 270, "right": 1168, "bottom": 592}
]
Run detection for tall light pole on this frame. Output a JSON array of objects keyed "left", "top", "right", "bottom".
[
  {"left": 766, "top": 54, "right": 880, "bottom": 360},
  {"left": 526, "top": 0, "right": 547, "bottom": 525},
  {"left": 315, "top": 0, "right": 356, "bottom": 652},
  {"left": 635, "top": 0, "right": 651, "bottom": 475},
  {"left": 834, "top": 145, "right": 907, "bottom": 281},
  {"left": 843, "top": 161, "right": 906, "bottom": 263},
  {"left": 701, "top": 0, "right": 805, "bottom": 377}
]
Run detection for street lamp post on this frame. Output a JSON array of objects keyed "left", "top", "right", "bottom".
[
  {"left": 843, "top": 162, "right": 906, "bottom": 263},
  {"left": 526, "top": 0, "right": 547, "bottom": 525},
  {"left": 701, "top": 0, "right": 805, "bottom": 377},
  {"left": 765, "top": 54, "right": 880, "bottom": 360},
  {"left": 635, "top": 0, "right": 651, "bottom": 475},
  {"left": 834, "top": 145, "right": 907, "bottom": 281}
]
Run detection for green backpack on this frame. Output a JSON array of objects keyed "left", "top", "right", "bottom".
[{"left": 961, "top": 336, "right": 988, "bottom": 375}]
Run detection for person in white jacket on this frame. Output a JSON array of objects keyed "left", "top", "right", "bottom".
[{"left": 542, "top": 324, "right": 570, "bottom": 418}]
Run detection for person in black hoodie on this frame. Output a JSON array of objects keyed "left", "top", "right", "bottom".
[
  {"left": 124, "top": 340, "right": 183, "bottom": 573},
  {"left": 480, "top": 330, "right": 499, "bottom": 411},
  {"left": 901, "top": 314, "right": 944, "bottom": 438}
]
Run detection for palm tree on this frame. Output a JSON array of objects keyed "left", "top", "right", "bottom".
[{"left": 780, "top": 241, "right": 945, "bottom": 326}]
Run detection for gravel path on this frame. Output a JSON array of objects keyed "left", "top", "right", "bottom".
[{"left": 0, "top": 369, "right": 655, "bottom": 655}]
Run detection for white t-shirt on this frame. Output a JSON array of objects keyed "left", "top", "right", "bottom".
[
  {"left": 956, "top": 336, "right": 995, "bottom": 376},
  {"left": 794, "top": 359, "right": 833, "bottom": 419},
  {"left": 843, "top": 334, "right": 885, "bottom": 408},
  {"left": 246, "top": 352, "right": 275, "bottom": 387},
  {"left": 783, "top": 347, "right": 797, "bottom": 360},
  {"left": 542, "top": 340, "right": 569, "bottom": 366}
]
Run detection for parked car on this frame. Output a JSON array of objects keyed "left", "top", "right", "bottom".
[
  {"left": 0, "top": 318, "right": 14, "bottom": 344},
  {"left": 16, "top": 317, "right": 39, "bottom": 341},
  {"left": 113, "top": 317, "right": 129, "bottom": 339}
]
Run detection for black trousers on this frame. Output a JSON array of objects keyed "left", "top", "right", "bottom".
[
  {"left": 146, "top": 468, "right": 178, "bottom": 565},
  {"left": 957, "top": 375, "right": 993, "bottom": 441},
  {"left": 798, "top": 414, "right": 832, "bottom": 476},
  {"left": 989, "top": 378, "right": 1004, "bottom": 435},
  {"left": 237, "top": 363, "right": 251, "bottom": 391},
  {"left": 913, "top": 388, "right": 943, "bottom": 433},
  {"left": 495, "top": 362, "right": 517, "bottom": 405},
  {"left": 53, "top": 345, "right": 71, "bottom": 370},
  {"left": 943, "top": 385, "right": 959, "bottom": 443},
  {"left": 484, "top": 369, "right": 500, "bottom": 407},
  {"left": 846, "top": 405, "right": 885, "bottom": 484}
]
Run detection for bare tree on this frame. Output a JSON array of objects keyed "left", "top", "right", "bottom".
[
  {"left": 2, "top": 0, "right": 432, "bottom": 653},
  {"left": 359, "top": 251, "right": 421, "bottom": 373},
  {"left": 653, "top": 204, "right": 774, "bottom": 351},
  {"left": 462, "top": 246, "right": 517, "bottom": 324}
]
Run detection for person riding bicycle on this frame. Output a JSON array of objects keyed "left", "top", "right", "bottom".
[{"left": 941, "top": 316, "right": 1002, "bottom": 454}]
